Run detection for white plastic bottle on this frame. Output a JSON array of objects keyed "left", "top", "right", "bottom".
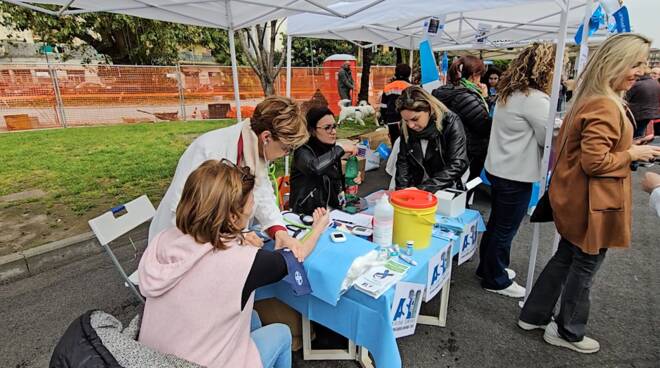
[{"left": 373, "top": 194, "right": 394, "bottom": 247}]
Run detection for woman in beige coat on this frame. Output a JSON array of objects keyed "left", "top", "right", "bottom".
[{"left": 518, "top": 34, "right": 660, "bottom": 354}]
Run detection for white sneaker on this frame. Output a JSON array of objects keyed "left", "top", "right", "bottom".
[
  {"left": 518, "top": 320, "right": 547, "bottom": 331},
  {"left": 543, "top": 322, "right": 600, "bottom": 354},
  {"left": 476, "top": 268, "right": 516, "bottom": 280},
  {"left": 484, "top": 281, "right": 526, "bottom": 298}
]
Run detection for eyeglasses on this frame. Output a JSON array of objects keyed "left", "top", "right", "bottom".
[{"left": 317, "top": 123, "right": 338, "bottom": 132}]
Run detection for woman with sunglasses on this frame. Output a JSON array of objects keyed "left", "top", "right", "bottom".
[
  {"left": 394, "top": 86, "right": 469, "bottom": 192},
  {"left": 290, "top": 106, "right": 359, "bottom": 215},
  {"left": 139, "top": 160, "right": 329, "bottom": 368},
  {"left": 149, "top": 96, "right": 312, "bottom": 261}
]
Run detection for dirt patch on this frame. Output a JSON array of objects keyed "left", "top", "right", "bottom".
[
  {"left": 0, "top": 189, "right": 46, "bottom": 203},
  {"left": 0, "top": 202, "right": 89, "bottom": 257}
]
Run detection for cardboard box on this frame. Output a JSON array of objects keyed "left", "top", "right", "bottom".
[
  {"left": 435, "top": 178, "right": 482, "bottom": 217},
  {"left": 359, "top": 128, "right": 391, "bottom": 150}
]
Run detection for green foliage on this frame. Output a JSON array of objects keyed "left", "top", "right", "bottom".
[
  {"left": 291, "top": 37, "right": 355, "bottom": 67},
  {"left": 491, "top": 59, "right": 512, "bottom": 71},
  {"left": 372, "top": 48, "right": 396, "bottom": 66},
  {"left": 0, "top": 2, "right": 231, "bottom": 65}
]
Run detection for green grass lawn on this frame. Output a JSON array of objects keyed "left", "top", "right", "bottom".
[{"left": 0, "top": 118, "right": 376, "bottom": 252}]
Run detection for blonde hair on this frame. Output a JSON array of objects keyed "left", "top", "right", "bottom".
[
  {"left": 395, "top": 86, "right": 450, "bottom": 141},
  {"left": 176, "top": 160, "right": 255, "bottom": 250},
  {"left": 567, "top": 33, "right": 651, "bottom": 121},
  {"left": 498, "top": 43, "right": 557, "bottom": 104},
  {"left": 250, "top": 96, "right": 309, "bottom": 149}
]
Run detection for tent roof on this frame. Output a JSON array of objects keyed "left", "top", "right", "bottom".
[
  {"left": 6, "top": 0, "right": 388, "bottom": 30},
  {"left": 287, "top": 0, "right": 590, "bottom": 50}
]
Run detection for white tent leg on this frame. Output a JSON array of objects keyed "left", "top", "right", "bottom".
[
  {"left": 523, "top": 0, "right": 570, "bottom": 304},
  {"left": 409, "top": 36, "right": 414, "bottom": 69},
  {"left": 285, "top": 35, "right": 293, "bottom": 176},
  {"left": 228, "top": 28, "right": 242, "bottom": 122}
]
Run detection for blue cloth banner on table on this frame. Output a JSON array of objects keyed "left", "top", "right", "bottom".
[{"left": 303, "top": 231, "right": 375, "bottom": 305}]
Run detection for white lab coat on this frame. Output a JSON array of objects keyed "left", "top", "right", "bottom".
[{"left": 149, "top": 120, "right": 284, "bottom": 242}]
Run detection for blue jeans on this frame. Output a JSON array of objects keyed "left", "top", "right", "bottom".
[
  {"left": 251, "top": 311, "right": 292, "bottom": 368},
  {"left": 476, "top": 172, "right": 532, "bottom": 290}
]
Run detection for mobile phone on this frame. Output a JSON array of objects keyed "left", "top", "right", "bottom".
[{"left": 330, "top": 232, "right": 347, "bottom": 243}]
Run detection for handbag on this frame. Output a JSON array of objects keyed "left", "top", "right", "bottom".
[{"left": 530, "top": 184, "right": 553, "bottom": 222}]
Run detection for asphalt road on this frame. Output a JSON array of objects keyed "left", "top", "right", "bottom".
[{"left": 1, "top": 165, "right": 658, "bottom": 368}]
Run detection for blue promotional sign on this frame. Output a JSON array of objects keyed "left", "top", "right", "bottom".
[
  {"left": 612, "top": 5, "right": 630, "bottom": 33},
  {"left": 390, "top": 282, "right": 425, "bottom": 338},
  {"left": 457, "top": 218, "right": 479, "bottom": 265},
  {"left": 424, "top": 242, "right": 452, "bottom": 302},
  {"left": 419, "top": 39, "right": 439, "bottom": 86},
  {"left": 574, "top": 5, "right": 605, "bottom": 45}
]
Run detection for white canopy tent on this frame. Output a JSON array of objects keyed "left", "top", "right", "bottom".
[
  {"left": 287, "top": 0, "right": 598, "bottom": 302},
  {"left": 5, "top": 0, "right": 388, "bottom": 120}
]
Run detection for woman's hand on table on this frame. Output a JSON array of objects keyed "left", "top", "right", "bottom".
[{"left": 243, "top": 231, "right": 264, "bottom": 248}]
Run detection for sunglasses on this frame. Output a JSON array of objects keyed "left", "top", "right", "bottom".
[
  {"left": 219, "top": 158, "right": 254, "bottom": 181},
  {"left": 317, "top": 123, "right": 338, "bottom": 132}
]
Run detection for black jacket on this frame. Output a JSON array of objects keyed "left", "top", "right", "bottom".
[
  {"left": 50, "top": 310, "right": 121, "bottom": 368},
  {"left": 626, "top": 75, "right": 660, "bottom": 122},
  {"left": 290, "top": 138, "right": 345, "bottom": 215},
  {"left": 432, "top": 84, "right": 491, "bottom": 159},
  {"left": 395, "top": 110, "right": 469, "bottom": 192}
]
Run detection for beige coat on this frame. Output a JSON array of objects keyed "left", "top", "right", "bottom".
[{"left": 549, "top": 96, "right": 633, "bottom": 255}]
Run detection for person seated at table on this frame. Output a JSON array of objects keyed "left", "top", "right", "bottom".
[
  {"left": 138, "top": 159, "right": 329, "bottom": 368},
  {"left": 394, "top": 86, "right": 469, "bottom": 192},
  {"left": 290, "top": 106, "right": 359, "bottom": 215}
]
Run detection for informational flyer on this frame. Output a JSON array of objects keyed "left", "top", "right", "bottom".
[
  {"left": 390, "top": 282, "right": 425, "bottom": 338},
  {"left": 458, "top": 218, "right": 479, "bottom": 265},
  {"left": 424, "top": 243, "right": 452, "bottom": 302}
]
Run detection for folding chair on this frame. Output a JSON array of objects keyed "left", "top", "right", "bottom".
[{"left": 88, "top": 195, "right": 155, "bottom": 304}]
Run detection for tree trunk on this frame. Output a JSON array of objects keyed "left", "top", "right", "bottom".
[
  {"left": 396, "top": 48, "right": 403, "bottom": 65},
  {"left": 357, "top": 46, "right": 372, "bottom": 103}
]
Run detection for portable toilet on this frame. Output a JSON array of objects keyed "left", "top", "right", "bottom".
[{"left": 322, "top": 54, "right": 357, "bottom": 115}]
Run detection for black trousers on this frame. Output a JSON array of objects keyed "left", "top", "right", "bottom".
[{"left": 520, "top": 238, "right": 607, "bottom": 342}]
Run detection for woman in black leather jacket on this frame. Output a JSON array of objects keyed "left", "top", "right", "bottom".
[
  {"left": 290, "top": 106, "right": 358, "bottom": 215},
  {"left": 432, "top": 56, "right": 491, "bottom": 183},
  {"left": 395, "top": 86, "right": 469, "bottom": 193}
]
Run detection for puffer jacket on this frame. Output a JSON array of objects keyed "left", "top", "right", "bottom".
[
  {"left": 50, "top": 310, "right": 200, "bottom": 368},
  {"left": 432, "top": 84, "right": 491, "bottom": 159},
  {"left": 290, "top": 138, "right": 345, "bottom": 215},
  {"left": 395, "top": 110, "right": 469, "bottom": 192}
]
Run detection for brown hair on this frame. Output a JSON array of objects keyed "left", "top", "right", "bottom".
[
  {"left": 175, "top": 159, "right": 256, "bottom": 250},
  {"left": 250, "top": 96, "right": 309, "bottom": 149},
  {"left": 497, "top": 43, "right": 557, "bottom": 104},
  {"left": 395, "top": 86, "right": 449, "bottom": 141},
  {"left": 448, "top": 55, "right": 485, "bottom": 85}
]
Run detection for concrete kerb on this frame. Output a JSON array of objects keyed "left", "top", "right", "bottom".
[{"left": 0, "top": 223, "right": 150, "bottom": 284}]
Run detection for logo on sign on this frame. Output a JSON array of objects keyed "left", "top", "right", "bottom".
[{"left": 294, "top": 271, "right": 303, "bottom": 286}]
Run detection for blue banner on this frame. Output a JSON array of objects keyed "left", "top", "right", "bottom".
[
  {"left": 419, "top": 39, "right": 439, "bottom": 85},
  {"left": 574, "top": 5, "right": 605, "bottom": 45}
]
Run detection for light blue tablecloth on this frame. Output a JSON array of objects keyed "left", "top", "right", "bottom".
[{"left": 256, "top": 209, "right": 484, "bottom": 368}]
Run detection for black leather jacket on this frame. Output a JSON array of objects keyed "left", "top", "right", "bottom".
[
  {"left": 432, "top": 84, "right": 491, "bottom": 159},
  {"left": 395, "top": 110, "right": 469, "bottom": 192},
  {"left": 290, "top": 138, "right": 345, "bottom": 215}
]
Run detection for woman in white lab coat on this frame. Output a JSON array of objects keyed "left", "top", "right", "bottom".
[{"left": 149, "top": 96, "right": 311, "bottom": 260}]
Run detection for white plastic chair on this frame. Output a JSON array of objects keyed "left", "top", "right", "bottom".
[{"left": 88, "top": 195, "right": 155, "bottom": 303}]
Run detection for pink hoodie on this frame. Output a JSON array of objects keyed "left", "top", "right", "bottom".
[{"left": 138, "top": 227, "right": 262, "bottom": 368}]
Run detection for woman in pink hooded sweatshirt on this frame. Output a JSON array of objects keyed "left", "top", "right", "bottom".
[{"left": 138, "top": 159, "right": 328, "bottom": 368}]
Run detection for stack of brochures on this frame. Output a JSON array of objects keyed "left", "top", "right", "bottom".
[{"left": 353, "top": 259, "right": 410, "bottom": 298}]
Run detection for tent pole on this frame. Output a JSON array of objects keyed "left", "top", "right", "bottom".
[
  {"left": 285, "top": 35, "right": 293, "bottom": 176},
  {"left": 228, "top": 29, "right": 242, "bottom": 122},
  {"left": 575, "top": 0, "right": 594, "bottom": 76},
  {"left": 286, "top": 35, "right": 292, "bottom": 98},
  {"left": 409, "top": 36, "right": 414, "bottom": 69},
  {"left": 523, "top": 0, "right": 570, "bottom": 304}
]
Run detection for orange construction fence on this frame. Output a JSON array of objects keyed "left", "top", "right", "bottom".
[{"left": 0, "top": 63, "right": 396, "bottom": 131}]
